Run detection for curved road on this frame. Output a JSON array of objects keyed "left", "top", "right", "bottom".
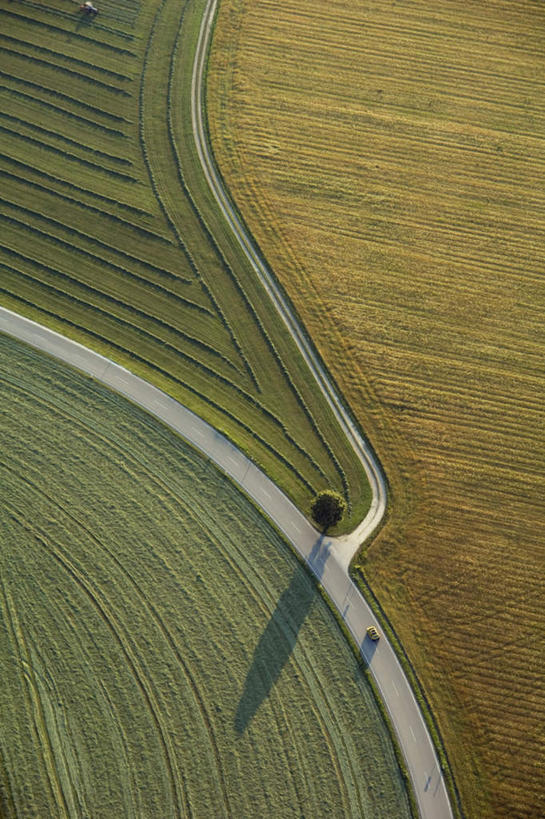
[
  {"left": 1, "top": 308, "right": 451, "bottom": 819},
  {"left": 0, "top": 3, "right": 454, "bottom": 817}
]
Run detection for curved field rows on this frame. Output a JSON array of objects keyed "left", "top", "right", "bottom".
[
  {"left": 206, "top": 1, "right": 545, "bottom": 817},
  {"left": 0, "top": 0, "right": 371, "bottom": 528},
  {"left": 0, "top": 334, "right": 411, "bottom": 818}
]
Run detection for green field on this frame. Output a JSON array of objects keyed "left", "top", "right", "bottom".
[
  {"left": 0, "top": 334, "right": 411, "bottom": 818},
  {"left": 0, "top": 0, "right": 371, "bottom": 529}
]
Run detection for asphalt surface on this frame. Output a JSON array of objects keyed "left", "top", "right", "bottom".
[{"left": 1, "top": 307, "right": 452, "bottom": 818}]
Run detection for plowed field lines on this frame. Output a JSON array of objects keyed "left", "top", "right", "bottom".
[
  {"left": 0, "top": 153, "right": 152, "bottom": 218},
  {"left": 8, "top": 459, "right": 234, "bottom": 815},
  {"left": 0, "top": 32, "right": 133, "bottom": 80},
  {"left": 1, "top": 0, "right": 373, "bottom": 521}
]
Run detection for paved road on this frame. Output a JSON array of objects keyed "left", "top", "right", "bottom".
[{"left": 1, "top": 307, "right": 452, "bottom": 818}]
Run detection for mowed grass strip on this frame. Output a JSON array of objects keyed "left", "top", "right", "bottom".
[
  {"left": 0, "top": 335, "right": 411, "bottom": 818},
  {"left": 207, "top": 1, "right": 545, "bottom": 817},
  {"left": 0, "top": 0, "right": 371, "bottom": 526}
]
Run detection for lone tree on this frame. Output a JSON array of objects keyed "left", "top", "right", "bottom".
[{"left": 310, "top": 490, "right": 346, "bottom": 531}]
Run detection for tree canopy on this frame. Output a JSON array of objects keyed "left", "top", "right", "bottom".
[{"left": 310, "top": 490, "right": 346, "bottom": 531}]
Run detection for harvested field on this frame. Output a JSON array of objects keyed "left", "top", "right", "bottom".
[
  {"left": 207, "top": 1, "right": 545, "bottom": 817},
  {"left": 0, "top": 0, "right": 370, "bottom": 528},
  {"left": 0, "top": 334, "right": 411, "bottom": 818}
]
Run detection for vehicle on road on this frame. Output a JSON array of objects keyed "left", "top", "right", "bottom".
[
  {"left": 367, "top": 625, "right": 380, "bottom": 641},
  {"left": 80, "top": 2, "right": 98, "bottom": 14}
]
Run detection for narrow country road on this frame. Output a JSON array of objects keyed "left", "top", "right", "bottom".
[{"left": 1, "top": 307, "right": 452, "bottom": 819}]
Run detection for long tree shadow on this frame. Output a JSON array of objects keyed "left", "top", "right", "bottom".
[{"left": 235, "top": 536, "right": 330, "bottom": 735}]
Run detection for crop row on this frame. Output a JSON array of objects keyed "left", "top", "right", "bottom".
[
  {"left": 0, "top": 45, "right": 132, "bottom": 97},
  {"left": 0, "top": 32, "right": 133, "bottom": 82},
  {"left": 2, "top": 0, "right": 364, "bottom": 511},
  {"left": 1, "top": 159, "right": 156, "bottom": 239},
  {"left": 161, "top": 0, "right": 268, "bottom": 393},
  {"left": 1, "top": 253, "right": 321, "bottom": 473},
  {"left": 0, "top": 211, "right": 198, "bottom": 319},
  {"left": 0, "top": 242, "right": 243, "bottom": 384},
  {"left": 0, "top": 195, "right": 196, "bottom": 294},
  {"left": 246, "top": 308, "right": 349, "bottom": 500},
  {"left": 0, "top": 70, "right": 130, "bottom": 125},
  {"left": 137, "top": 1, "right": 260, "bottom": 393},
  {"left": 1, "top": 111, "right": 131, "bottom": 167},
  {"left": 1, "top": 83, "right": 127, "bottom": 137},
  {"left": 163, "top": 0, "right": 352, "bottom": 492},
  {"left": 0, "top": 122, "right": 136, "bottom": 183},
  {"left": 0, "top": 172, "right": 183, "bottom": 303},
  {"left": 138, "top": 135, "right": 259, "bottom": 390},
  {"left": 1, "top": 264, "right": 245, "bottom": 411},
  {"left": 0, "top": 9, "right": 137, "bottom": 55}
]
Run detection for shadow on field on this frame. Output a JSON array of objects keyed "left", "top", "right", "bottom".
[
  {"left": 360, "top": 632, "right": 379, "bottom": 666},
  {"left": 235, "top": 536, "right": 330, "bottom": 735},
  {"left": 73, "top": 11, "right": 97, "bottom": 33}
]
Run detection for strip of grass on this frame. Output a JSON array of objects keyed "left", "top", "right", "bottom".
[
  {"left": 0, "top": 333, "right": 410, "bottom": 818},
  {"left": 0, "top": 0, "right": 371, "bottom": 528}
]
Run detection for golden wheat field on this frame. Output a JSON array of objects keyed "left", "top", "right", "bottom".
[{"left": 207, "top": 0, "right": 545, "bottom": 816}]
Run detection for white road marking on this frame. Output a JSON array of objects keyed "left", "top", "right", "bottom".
[
  {"left": 261, "top": 487, "right": 271, "bottom": 500},
  {"left": 291, "top": 522, "right": 301, "bottom": 534},
  {"left": 392, "top": 680, "right": 399, "bottom": 697},
  {"left": 410, "top": 725, "right": 416, "bottom": 742},
  {"left": 226, "top": 455, "right": 239, "bottom": 468}
]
